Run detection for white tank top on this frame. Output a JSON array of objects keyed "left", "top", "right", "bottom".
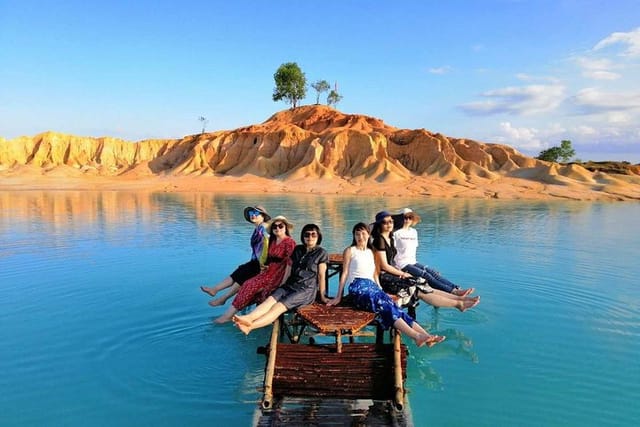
[{"left": 345, "top": 246, "right": 376, "bottom": 286}]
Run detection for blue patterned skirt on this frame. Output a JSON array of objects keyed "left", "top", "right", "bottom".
[{"left": 348, "top": 278, "right": 415, "bottom": 329}]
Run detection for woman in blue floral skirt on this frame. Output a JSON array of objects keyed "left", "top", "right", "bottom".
[{"left": 327, "top": 222, "right": 445, "bottom": 347}]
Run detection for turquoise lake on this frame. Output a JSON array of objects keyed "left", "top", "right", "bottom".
[{"left": 1, "top": 191, "right": 639, "bottom": 426}]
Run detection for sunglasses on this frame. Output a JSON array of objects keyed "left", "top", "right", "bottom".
[
  {"left": 272, "top": 223, "right": 285, "bottom": 230},
  {"left": 404, "top": 215, "right": 413, "bottom": 220},
  {"left": 249, "top": 209, "right": 261, "bottom": 217},
  {"left": 382, "top": 220, "right": 394, "bottom": 225},
  {"left": 303, "top": 231, "right": 318, "bottom": 238}
]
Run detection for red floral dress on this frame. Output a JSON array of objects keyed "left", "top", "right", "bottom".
[{"left": 232, "top": 236, "right": 296, "bottom": 310}]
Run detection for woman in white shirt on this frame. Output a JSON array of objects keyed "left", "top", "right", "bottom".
[
  {"left": 393, "top": 208, "right": 475, "bottom": 297},
  {"left": 373, "top": 211, "right": 480, "bottom": 312},
  {"left": 327, "top": 222, "right": 445, "bottom": 348}
]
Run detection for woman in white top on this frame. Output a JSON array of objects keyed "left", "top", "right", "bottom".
[
  {"left": 327, "top": 222, "right": 445, "bottom": 348},
  {"left": 373, "top": 211, "right": 480, "bottom": 312},
  {"left": 393, "top": 208, "right": 475, "bottom": 297}
]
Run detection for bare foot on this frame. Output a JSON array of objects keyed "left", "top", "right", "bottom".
[
  {"left": 414, "top": 333, "right": 430, "bottom": 347},
  {"left": 200, "top": 286, "right": 217, "bottom": 297},
  {"left": 460, "top": 297, "right": 480, "bottom": 312},
  {"left": 232, "top": 314, "right": 252, "bottom": 327},
  {"left": 425, "top": 335, "right": 446, "bottom": 347},
  {"left": 208, "top": 297, "right": 226, "bottom": 307},
  {"left": 234, "top": 321, "right": 252, "bottom": 335},
  {"left": 415, "top": 333, "right": 446, "bottom": 347},
  {"left": 213, "top": 313, "right": 233, "bottom": 324},
  {"left": 453, "top": 287, "right": 475, "bottom": 297}
]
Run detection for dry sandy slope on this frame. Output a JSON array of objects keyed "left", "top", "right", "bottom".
[{"left": 1, "top": 105, "right": 639, "bottom": 201}]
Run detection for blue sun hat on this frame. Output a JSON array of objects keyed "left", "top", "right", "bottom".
[
  {"left": 375, "top": 211, "right": 392, "bottom": 224},
  {"left": 243, "top": 205, "right": 271, "bottom": 222}
]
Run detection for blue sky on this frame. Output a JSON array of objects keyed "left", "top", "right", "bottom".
[{"left": 1, "top": 0, "right": 639, "bottom": 162}]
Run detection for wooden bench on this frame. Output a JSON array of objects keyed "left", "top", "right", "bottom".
[
  {"left": 277, "top": 253, "right": 381, "bottom": 352},
  {"left": 296, "top": 304, "right": 376, "bottom": 353}
]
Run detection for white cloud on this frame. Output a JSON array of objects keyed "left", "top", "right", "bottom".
[
  {"left": 499, "top": 122, "right": 538, "bottom": 140},
  {"left": 428, "top": 66, "right": 452, "bottom": 75},
  {"left": 576, "top": 57, "right": 615, "bottom": 70},
  {"left": 573, "top": 125, "right": 597, "bottom": 136},
  {"left": 460, "top": 83, "right": 565, "bottom": 116},
  {"left": 573, "top": 56, "right": 621, "bottom": 80},
  {"left": 492, "top": 122, "right": 542, "bottom": 150},
  {"left": 460, "top": 29, "right": 640, "bottom": 161},
  {"left": 605, "top": 112, "right": 632, "bottom": 124},
  {"left": 515, "top": 73, "right": 560, "bottom": 83},
  {"left": 582, "top": 70, "right": 620, "bottom": 80},
  {"left": 482, "top": 117, "right": 639, "bottom": 161},
  {"left": 594, "top": 27, "right": 640, "bottom": 57},
  {"left": 571, "top": 87, "right": 640, "bottom": 113}
]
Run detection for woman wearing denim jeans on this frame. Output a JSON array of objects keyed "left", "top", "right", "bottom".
[
  {"left": 373, "top": 211, "right": 480, "bottom": 312},
  {"left": 393, "top": 208, "right": 475, "bottom": 297}
]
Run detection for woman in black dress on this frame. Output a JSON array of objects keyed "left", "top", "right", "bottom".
[{"left": 234, "top": 224, "right": 328, "bottom": 335}]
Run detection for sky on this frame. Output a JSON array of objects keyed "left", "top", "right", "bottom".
[{"left": 1, "top": 0, "right": 639, "bottom": 162}]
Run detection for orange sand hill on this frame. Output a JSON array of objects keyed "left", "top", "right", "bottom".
[{"left": 1, "top": 105, "right": 639, "bottom": 201}]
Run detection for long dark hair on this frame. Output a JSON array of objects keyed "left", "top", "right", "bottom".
[
  {"left": 371, "top": 213, "right": 393, "bottom": 239},
  {"left": 300, "top": 223, "right": 322, "bottom": 245},
  {"left": 351, "top": 222, "right": 373, "bottom": 249}
]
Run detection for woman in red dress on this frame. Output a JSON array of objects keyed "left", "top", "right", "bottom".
[{"left": 214, "top": 215, "right": 296, "bottom": 323}]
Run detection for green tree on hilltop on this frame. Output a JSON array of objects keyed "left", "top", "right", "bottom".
[
  {"left": 327, "top": 89, "right": 343, "bottom": 107},
  {"left": 537, "top": 139, "right": 576, "bottom": 162},
  {"left": 311, "top": 80, "right": 330, "bottom": 105},
  {"left": 273, "top": 62, "right": 307, "bottom": 109}
]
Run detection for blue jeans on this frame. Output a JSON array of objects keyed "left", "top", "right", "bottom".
[{"left": 402, "top": 263, "right": 458, "bottom": 293}]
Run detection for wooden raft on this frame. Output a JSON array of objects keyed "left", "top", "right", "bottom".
[
  {"left": 262, "top": 312, "right": 408, "bottom": 410},
  {"left": 260, "top": 253, "right": 409, "bottom": 411}
]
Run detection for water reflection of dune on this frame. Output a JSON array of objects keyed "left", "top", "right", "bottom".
[{"left": 0, "top": 191, "right": 602, "bottom": 254}]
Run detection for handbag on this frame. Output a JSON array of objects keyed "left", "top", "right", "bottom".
[
  {"left": 379, "top": 272, "right": 415, "bottom": 294},
  {"left": 379, "top": 272, "right": 420, "bottom": 308}
]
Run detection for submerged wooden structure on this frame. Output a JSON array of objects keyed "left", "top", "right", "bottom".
[{"left": 254, "top": 254, "right": 413, "bottom": 425}]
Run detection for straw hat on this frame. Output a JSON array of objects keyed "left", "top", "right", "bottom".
[
  {"left": 269, "top": 215, "right": 294, "bottom": 231},
  {"left": 392, "top": 207, "right": 421, "bottom": 228},
  {"left": 243, "top": 205, "right": 271, "bottom": 223}
]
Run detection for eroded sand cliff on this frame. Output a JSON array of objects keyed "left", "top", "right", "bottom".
[{"left": 1, "top": 105, "right": 639, "bottom": 201}]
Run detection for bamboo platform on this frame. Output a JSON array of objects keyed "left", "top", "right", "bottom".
[
  {"left": 270, "top": 342, "right": 407, "bottom": 400},
  {"left": 261, "top": 314, "right": 408, "bottom": 407},
  {"left": 254, "top": 253, "right": 413, "bottom": 425}
]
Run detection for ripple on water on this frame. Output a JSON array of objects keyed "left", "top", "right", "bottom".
[{"left": 83, "top": 304, "right": 264, "bottom": 409}]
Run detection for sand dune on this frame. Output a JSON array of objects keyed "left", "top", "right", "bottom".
[{"left": 1, "top": 105, "right": 639, "bottom": 201}]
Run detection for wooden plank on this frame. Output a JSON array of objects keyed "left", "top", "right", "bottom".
[{"left": 268, "top": 343, "right": 407, "bottom": 401}]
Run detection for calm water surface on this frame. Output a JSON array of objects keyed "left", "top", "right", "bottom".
[{"left": 1, "top": 191, "right": 639, "bottom": 426}]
